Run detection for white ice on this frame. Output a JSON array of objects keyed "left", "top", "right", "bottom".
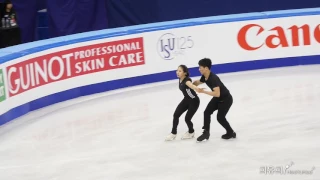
[{"left": 0, "top": 65, "right": 319, "bottom": 180}]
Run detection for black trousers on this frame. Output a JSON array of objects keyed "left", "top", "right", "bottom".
[
  {"left": 203, "top": 94, "right": 234, "bottom": 134},
  {"left": 0, "top": 27, "right": 21, "bottom": 48},
  {"left": 172, "top": 97, "right": 200, "bottom": 134}
]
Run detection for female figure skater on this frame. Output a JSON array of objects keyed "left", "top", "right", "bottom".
[{"left": 165, "top": 65, "right": 201, "bottom": 141}]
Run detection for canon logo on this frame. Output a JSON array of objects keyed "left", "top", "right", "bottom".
[{"left": 237, "top": 24, "right": 320, "bottom": 50}]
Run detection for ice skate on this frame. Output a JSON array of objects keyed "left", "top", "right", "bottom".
[
  {"left": 165, "top": 133, "right": 177, "bottom": 141},
  {"left": 196, "top": 130, "right": 210, "bottom": 142},
  {"left": 181, "top": 132, "right": 195, "bottom": 140},
  {"left": 221, "top": 132, "right": 236, "bottom": 139}
]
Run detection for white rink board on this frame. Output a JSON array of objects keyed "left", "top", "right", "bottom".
[{"left": 0, "top": 9, "right": 320, "bottom": 124}]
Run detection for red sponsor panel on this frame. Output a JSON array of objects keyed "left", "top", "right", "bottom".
[
  {"left": 237, "top": 23, "right": 320, "bottom": 50},
  {"left": 6, "top": 37, "right": 145, "bottom": 97}
]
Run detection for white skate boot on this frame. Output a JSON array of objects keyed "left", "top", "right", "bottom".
[
  {"left": 165, "top": 133, "right": 177, "bottom": 141},
  {"left": 181, "top": 132, "right": 195, "bottom": 140}
]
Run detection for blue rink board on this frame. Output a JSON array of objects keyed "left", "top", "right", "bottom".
[{"left": 1, "top": 8, "right": 320, "bottom": 125}]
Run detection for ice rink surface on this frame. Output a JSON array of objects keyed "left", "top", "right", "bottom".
[{"left": 0, "top": 65, "right": 319, "bottom": 180}]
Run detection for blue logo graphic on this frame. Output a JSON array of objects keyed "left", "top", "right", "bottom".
[{"left": 157, "top": 33, "right": 194, "bottom": 60}]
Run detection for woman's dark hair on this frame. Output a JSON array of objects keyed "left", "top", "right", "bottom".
[
  {"left": 198, "top": 58, "right": 212, "bottom": 69},
  {"left": 179, "top": 65, "right": 190, "bottom": 77}
]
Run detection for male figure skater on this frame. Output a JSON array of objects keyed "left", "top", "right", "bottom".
[{"left": 193, "top": 58, "right": 236, "bottom": 142}]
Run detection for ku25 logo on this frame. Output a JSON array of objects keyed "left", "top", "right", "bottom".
[{"left": 157, "top": 33, "right": 194, "bottom": 60}]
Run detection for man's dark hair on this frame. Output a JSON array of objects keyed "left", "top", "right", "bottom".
[{"left": 198, "top": 58, "right": 212, "bottom": 69}]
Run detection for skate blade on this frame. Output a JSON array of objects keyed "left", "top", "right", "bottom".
[
  {"left": 196, "top": 139, "right": 208, "bottom": 143},
  {"left": 221, "top": 136, "right": 236, "bottom": 140},
  {"left": 165, "top": 137, "right": 176, "bottom": 141},
  {"left": 181, "top": 136, "right": 194, "bottom": 140}
]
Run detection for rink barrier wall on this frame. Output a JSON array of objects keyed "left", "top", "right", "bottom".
[{"left": 1, "top": 8, "right": 320, "bottom": 125}]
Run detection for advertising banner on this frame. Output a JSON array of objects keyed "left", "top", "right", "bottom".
[{"left": 6, "top": 37, "right": 145, "bottom": 97}]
